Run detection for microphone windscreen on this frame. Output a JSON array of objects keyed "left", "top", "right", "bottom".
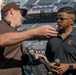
[
  {"left": 29, "top": 50, "right": 36, "bottom": 60},
  {"left": 56, "top": 27, "right": 60, "bottom": 32},
  {"left": 29, "top": 50, "right": 35, "bottom": 55},
  {"left": 55, "top": 59, "right": 60, "bottom": 66}
]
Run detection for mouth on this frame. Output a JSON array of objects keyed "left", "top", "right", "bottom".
[
  {"left": 57, "top": 23, "right": 63, "bottom": 28},
  {"left": 58, "top": 23, "right": 62, "bottom": 26},
  {"left": 21, "top": 20, "right": 24, "bottom": 23}
]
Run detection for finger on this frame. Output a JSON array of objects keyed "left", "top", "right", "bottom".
[
  {"left": 46, "top": 25, "right": 57, "bottom": 31},
  {"left": 51, "top": 69, "right": 57, "bottom": 73},
  {"left": 47, "top": 28, "right": 58, "bottom": 34},
  {"left": 39, "top": 54, "right": 48, "bottom": 62},
  {"left": 44, "top": 34, "right": 58, "bottom": 38},
  {"left": 57, "top": 69, "right": 64, "bottom": 75},
  {"left": 46, "top": 30, "right": 58, "bottom": 34}
]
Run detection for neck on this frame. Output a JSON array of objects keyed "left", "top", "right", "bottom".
[
  {"left": 61, "top": 26, "right": 73, "bottom": 39},
  {"left": 62, "top": 26, "right": 73, "bottom": 34},
  {"left": 10, "top": 23, "right": 17, "bottom": 30},
  {"left": 3, "top": 18, "right": 17, "bottom": 30}
]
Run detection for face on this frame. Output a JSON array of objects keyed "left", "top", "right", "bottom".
[
  {"left": 56, "top": 12, "right": 75, "bottom": 30},
  {"left": 12, "top": 10, "right": 25, "bottom": 28}
]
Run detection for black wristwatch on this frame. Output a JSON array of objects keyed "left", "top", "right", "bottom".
[{"left": 69, "top": 65, "right": 73, "bottom": 70}]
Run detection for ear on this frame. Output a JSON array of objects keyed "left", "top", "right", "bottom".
[
  {"left": 71, "top": 18, "right": 75, "bottom": 26},
  {"left": 9, "top": 8, "right": 15, "bottom": 15},
  {"left": 72, "top": 18, "right": 75, "bottom": 22}
]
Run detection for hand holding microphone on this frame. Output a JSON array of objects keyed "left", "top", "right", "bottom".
[
  {"left": 55, "top": 59, "right": 60, "bottom": 66},
  {"left": 50, "top": 59, "right": 60, "bottom": 75}
]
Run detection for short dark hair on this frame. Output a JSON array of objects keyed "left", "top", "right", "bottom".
[{"left": 58, "top": 6, "right": 76, "bottom": 15}]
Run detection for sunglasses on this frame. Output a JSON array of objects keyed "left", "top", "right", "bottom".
[{"left": 56, "top": 17, "right": 69, "bottom": 21}]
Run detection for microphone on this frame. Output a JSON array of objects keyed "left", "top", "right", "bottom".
[
  {"left": 29, "top": 50, "right": 36, "bottom": 61},
  {"left": 56, "top": 27, "right": 60, "bottom": 32},
  {"left": 29, "top": 50, "right": 51, "bottom": 71},
  {"left": 29, "top": 50, "right": 53, "bottom": 74},
  {"left": 53, "top": 24, "right": 60, "bottom": 32},
  {"left": 55, "top": 59, "right": 60, "bottom": 66},
  {"left": 26, "top": 40, "right": 41, "bottom": 62}
]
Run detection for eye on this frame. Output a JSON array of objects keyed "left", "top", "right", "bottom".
[{"left": 56, "top": 17, "right": 69, "bottom": 21}]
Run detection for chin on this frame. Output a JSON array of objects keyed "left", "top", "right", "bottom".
[
  {"left": 17, "top": 25, "right": 21, "bottom": 28},
  {"left": 58, "top": 26, "right": 63, "bottom": 29},
  {"left": 19, "top": 24, "right": 22, "bottom": 26}
]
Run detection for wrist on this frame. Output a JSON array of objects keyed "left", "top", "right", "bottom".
[
  {"left": 31, "top": 28, "right": 38, "bottom": 38},
  {"left": 27, "top": 28, "right": 37, "bottom": 38}
]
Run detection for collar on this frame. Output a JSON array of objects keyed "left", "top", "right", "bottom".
[
  {"left": 58, "top": 28, "right": 76, "bottom": 37},
  {"left": 70, "top": 28, "right": 76, "bottom": 36},
  {"left": 2, "top": 19, "right": 15, "bottom": 31},
  {"left": 2, "top": 19, "right": 11, "bottom": 26}
]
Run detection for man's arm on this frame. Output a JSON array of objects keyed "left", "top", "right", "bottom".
[{"left": 0, "top": 25, "right": 58, "bottom": 47}]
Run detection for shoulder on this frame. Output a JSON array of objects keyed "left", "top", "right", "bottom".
[
  {"left": 47, "top": 37, "right": 58, "bottom": 42},
  {"left": 0, "top": 21, "right": 5, "bottom": 25},
  {"left": 46, "top": 37, "right": 58, "bottom": 46},
  {"left": 0, "top": 20, "right": 9, "bottom": 28},
  {"left": 0, "top": 21, "right": 7, "bottom": 29},
  {"left": 72, "top": 28, "right": 76, "bottom": 35},
  {"left": 0, "top": 21, "right": 12, "bottom": 34}
]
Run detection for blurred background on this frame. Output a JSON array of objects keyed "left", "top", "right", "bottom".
[{"left": 1, "top": 0, "right": 76, "bottom": 55}]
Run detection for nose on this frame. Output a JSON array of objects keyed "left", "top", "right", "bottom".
[
  {"left": 57, "top": 19, "right": 62, "bottom": 22},
  {"left": 56, "top": 18, "right": 61, "bottom": 22}
]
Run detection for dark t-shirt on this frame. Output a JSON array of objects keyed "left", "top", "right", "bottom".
[
  {"left": 0, "top": 21, "right": 22, "bottom": 75},
  {"left": 46, "top": 28, "right": 76, "bottom": 75}
]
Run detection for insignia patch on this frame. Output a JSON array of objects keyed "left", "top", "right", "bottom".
[{"left": 68, "top": 40, "right": 73, "bottom": 45}]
